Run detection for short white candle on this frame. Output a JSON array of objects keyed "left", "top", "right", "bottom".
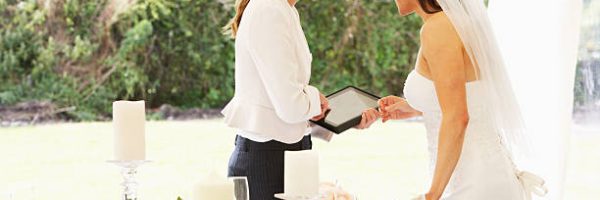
[
  {"left": 112, "top": 100, "right": 146, "bottom": 161},
  {"left": 284, "top": 150, "right": 319, "bottom": 197},
  {"left": 193, "top": 171, "right": 234, "bottom": 200}
]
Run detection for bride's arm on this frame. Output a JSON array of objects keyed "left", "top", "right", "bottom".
[{"left": 421, "top": 17, "right": 470, "bottom": 200}]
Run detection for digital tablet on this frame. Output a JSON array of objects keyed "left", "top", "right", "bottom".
[{"left": 310, "top": 86, "right": 380, "bottom": 134}]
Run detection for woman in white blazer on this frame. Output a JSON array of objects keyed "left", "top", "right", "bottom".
[{"left": 222, "top": 0, "right": 380, "bottom": 199}]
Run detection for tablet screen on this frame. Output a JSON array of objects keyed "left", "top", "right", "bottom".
[{"left": 323, "top": 87, "right": 379, "bottom": 127}]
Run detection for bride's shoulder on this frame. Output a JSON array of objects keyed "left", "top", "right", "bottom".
[
  {"left": 421, "top": 13, "right": 463, "bottom": 51},
  {"left": 421, "top": 13, "right": 455, "bottom": 34}
]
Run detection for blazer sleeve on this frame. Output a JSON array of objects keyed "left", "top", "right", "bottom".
[{"left": 246, "top": 7, "right": 321, "bottom": 124}]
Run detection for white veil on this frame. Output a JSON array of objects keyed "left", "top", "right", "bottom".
[
  {"left": 435, "top": 0, "right": 548, "bottom": 198},
  {"left": 436, "top": 0, "right": 528, "bottom": 155}
]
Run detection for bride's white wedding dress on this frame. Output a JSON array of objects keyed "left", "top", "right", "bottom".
[{"left": 404, "top": 69, "right": 544, "bottom": 199}]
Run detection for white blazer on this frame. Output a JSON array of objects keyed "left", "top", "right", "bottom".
[{"left": 221, "top": 0, "right": 325, "bottom": 144}]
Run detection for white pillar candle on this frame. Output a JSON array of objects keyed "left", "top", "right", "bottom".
[
  {"left": 193, "top": 171, "right": 234, "bottom": 200},
  {"left": 284, "top": 150, "right": 319, "bottom": 196},
  {"left": 112, "top": 100, "right": 146, "bottom": 161}
]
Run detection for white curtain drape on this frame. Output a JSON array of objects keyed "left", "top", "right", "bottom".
[{"left": 488, "top": 0, "right": 583, "bottom": 199}]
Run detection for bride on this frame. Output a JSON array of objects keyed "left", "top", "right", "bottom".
[{"left": 377, "top": 0, "right": 548, "bottom": 199}]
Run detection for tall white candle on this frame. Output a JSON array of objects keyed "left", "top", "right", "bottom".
[
  {"left": 193, "top": 171, "right": 234, "bottom": 200},
  {"left": 284, "top": 150, "right": 319, "bottom": 196},
  {"left": 112, "top": 100, "right": 146, "bottom": 161}
]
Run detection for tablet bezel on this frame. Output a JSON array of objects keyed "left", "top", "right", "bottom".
[{"left": 309, "top": 86, "right": 381, "bottom": 134}]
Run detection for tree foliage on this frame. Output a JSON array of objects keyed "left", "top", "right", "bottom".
[{"left": 0, "top": 0, "right": 422, "bottom": 120}]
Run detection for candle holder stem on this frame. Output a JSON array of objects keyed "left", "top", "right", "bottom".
[{"left": 108, "top": 160, "right": 149, "bottom": 200}]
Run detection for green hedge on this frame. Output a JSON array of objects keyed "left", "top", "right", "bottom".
[{"left": 0, "top": 0, "right": 421, "bottom": 120}]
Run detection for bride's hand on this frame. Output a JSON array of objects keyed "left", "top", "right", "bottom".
[
  {"left": 410, "top": 193, "right": 438, "bottom": 200},
  {"left": 320, "top": 182, "right": 354, "bottom": 200},
  {"left": 378, "top": 96, "right": 421, "bottom": 122},
  {"left": 378, "top": 95, "right": 404, "bottom": 109},
  {"left": 410, "top": 194, "right": 426, "bottom": 200}
]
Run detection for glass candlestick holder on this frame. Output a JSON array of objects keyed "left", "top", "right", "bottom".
[{"left": 108, "top": 160, "right": 150, "bottom": 200}]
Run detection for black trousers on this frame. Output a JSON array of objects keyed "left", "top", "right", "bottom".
[{"left": 227, "top": 135, "right": 312, "bottom": 200}]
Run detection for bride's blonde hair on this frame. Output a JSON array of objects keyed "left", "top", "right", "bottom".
[{"left": 223, "top": 0, "right": 251, "bottom": 38}]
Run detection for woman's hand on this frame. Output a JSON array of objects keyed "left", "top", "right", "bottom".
[
  {"left": 378, "top": 96, "right": 421, "bottom": 122},
  {"left": 355, "top": 108, "right": 380, "bottom": 129},
  {"left": 410, "top": 194, "right": 426, "bottom": 200},
  {"left": 320, "top": 182, "right": 354, "bottom": 200},
  {"left": 410, "top": 192, "right": 440, "bottom": 200},
  {"left": 311, "top": 93, "right": 330, "bottom": 121},
  {"left": 425, "top": 192, "right": 441, "bottom": 200}
]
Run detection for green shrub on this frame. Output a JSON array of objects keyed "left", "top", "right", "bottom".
[
  {"left": 298, "top": 0, "right": 421, "bottom": 95},
  {"left": 0, "top": 0, "right": 422, "bottom": 120}
]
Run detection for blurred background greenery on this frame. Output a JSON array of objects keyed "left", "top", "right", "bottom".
[
  {"left": 0, "top": 0, "right": 421, "bottom": 121},
  {"left": 0, "top": 0, "right": 598, "bottom": 122}
]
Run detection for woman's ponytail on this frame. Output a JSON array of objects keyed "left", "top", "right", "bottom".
[{"left": 223, "top": 0, "right": 251, "bottom": 38}]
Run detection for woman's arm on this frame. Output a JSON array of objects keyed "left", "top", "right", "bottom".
[
  {"left": 421, "top": 16, "right": 470, "bottom": 200},
  {"left": 247, "top": 7, "right": 324, "bottom": 124}
]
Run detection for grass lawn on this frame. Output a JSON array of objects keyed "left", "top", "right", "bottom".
[{"left": 0, "top": 120, "right": 598, "bottom": 199}]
